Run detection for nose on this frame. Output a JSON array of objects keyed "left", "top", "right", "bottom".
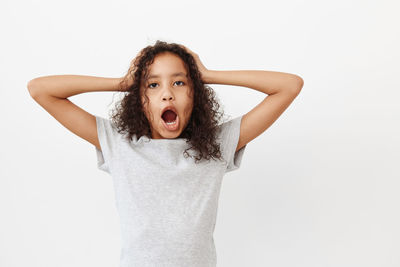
[{"left": 161, "top": 86, "right": 175, "bottom": 101}]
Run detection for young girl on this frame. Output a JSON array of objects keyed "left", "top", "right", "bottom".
[{"left": 27, "top": 40, "right": 303, "bottom": 267}]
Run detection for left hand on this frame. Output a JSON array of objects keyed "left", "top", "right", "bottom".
[{"left": 179, "top": 44, "right": 210, "bottom": 83}]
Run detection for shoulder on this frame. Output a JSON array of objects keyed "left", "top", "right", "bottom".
[
  {"left": 216, "top": 115, "right": 243, "bottom": 139},
  {"left": 95, "top": 115, "right": 134, "bottom": 144}
]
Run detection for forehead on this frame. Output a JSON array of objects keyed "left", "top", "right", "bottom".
[{"left": 145, "top": 52, "right": 188, "bottom": 79}]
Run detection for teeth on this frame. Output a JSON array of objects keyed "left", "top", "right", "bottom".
[{"left": 166, "top": 121, "right": 176, "bottom": 125}]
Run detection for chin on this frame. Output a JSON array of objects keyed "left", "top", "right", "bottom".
[{"left": 163, "top": 129, "right": 182, "bottom": 138}]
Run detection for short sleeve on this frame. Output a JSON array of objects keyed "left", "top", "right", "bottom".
[
  {"left": 94, "top": 115, "right": 120, "bottom": 174},
  {"left": 218, "top": 115, "right": 247, "bottom": 173}
]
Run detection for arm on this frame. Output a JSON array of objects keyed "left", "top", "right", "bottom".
[
  {"left": 203, "top": 70, "right": 303, "bottom": 95},
  {"left": 27, "top": 75, "right": 124, "bottom": 99},
  {"left": 178, "top": 44, "right": 304, "bottom": 152},
  {"left": 27, "top": 75, "right": 126, "bottom": 150},
  {"left": 203, "top": 70, "right": 304, "bottom": 152}
]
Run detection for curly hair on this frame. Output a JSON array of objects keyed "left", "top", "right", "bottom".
[{"left": 109, "top": 40, "right": 227, "bottom": 164}]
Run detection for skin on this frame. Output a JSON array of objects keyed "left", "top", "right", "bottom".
[
  {"left": 27, "top": 44, "right": 303, "bottom": 154},
  {"left": 140, "top": 52, "right": 194, "bottom": 139}
]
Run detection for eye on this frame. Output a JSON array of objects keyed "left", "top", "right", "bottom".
[
  {"left": 174, "top": 81, "right": 185, "bottom": 86},
  {"left": 148, "top": 82, "right": 158, "bottom": 89}
]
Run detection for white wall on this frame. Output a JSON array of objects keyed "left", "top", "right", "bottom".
[{"left": 1, "top": 0, "right": 399, "bottom": 266}]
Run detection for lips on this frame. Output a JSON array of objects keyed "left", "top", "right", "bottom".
[
  {"left": 161, "top": 105, "right": 179, "bottom": 131},
  {"left": 161, "top": 105, "right": 178, "bottom": 117},
  {"left": 162, "top": 114, "right": 179, "bottom": 131}
]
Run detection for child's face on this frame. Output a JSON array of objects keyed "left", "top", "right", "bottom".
[{"left": 140, "top": 52, "right": 194, "bottom": 139}]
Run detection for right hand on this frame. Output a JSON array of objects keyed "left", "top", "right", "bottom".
[{"left": 120, "top": 50, "right": 144, "bottom": 91}]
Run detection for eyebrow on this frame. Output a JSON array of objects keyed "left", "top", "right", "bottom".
[{"left": 146, "top": 72, "right": 187, "bottom": 80}]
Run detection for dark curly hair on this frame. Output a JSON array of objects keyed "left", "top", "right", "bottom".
[{"left": 109, "top": 40, "right": 227, "bottom": 164}]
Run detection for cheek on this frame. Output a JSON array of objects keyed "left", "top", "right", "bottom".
[
  {"left": 141, "top": 95, "right": 152, "bottom": 116},
  {"left": 143, "top": 103, "right": 158, "bottom": 122},
  {"left": 141, "top": 102, "right": 151, "bottom": 121},
  {"left": 183, "top": 101, "right": 194, "bottom": 118},
  {"left": 181, "top": 90, "right": 194, "bottom": 113},
  {"left": 141, "top": 99, "right": 147, "bottom": 114}
]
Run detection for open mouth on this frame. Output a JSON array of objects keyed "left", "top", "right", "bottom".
[{"left": 161, "top": 109, "right": 179, "bottom": 131}]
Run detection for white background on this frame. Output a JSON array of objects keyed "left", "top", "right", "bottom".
[{"left": 1, "top": 0, "right": 399, "bottom": 266}]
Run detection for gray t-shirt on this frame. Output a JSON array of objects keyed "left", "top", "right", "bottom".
[{"left": 95, "top": 114, "right": 247, "bottom": 267}]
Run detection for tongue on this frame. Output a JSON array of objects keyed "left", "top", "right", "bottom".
[{"left": 162, "top": 110, "right": 177, "bottom": 122}]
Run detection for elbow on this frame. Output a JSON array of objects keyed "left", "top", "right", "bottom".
[
  {"left": 27, "top": 78, "right": 35, "bottom": 91},
  {"left": 297, "top": 76, "right": 304, "bottom": 88},
  {"left": 27, "top": 78, "right": 41, "bottom": 99},
  {"left": 290, "top": 75, "right": 304, "bottom": 95},
  {"left": 294, "top": 75, "right": 304, "bottom": 89}
]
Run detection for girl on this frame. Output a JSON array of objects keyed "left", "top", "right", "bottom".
[{"left": 27, "top": 40, "right": 303, "bottom": 267}]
